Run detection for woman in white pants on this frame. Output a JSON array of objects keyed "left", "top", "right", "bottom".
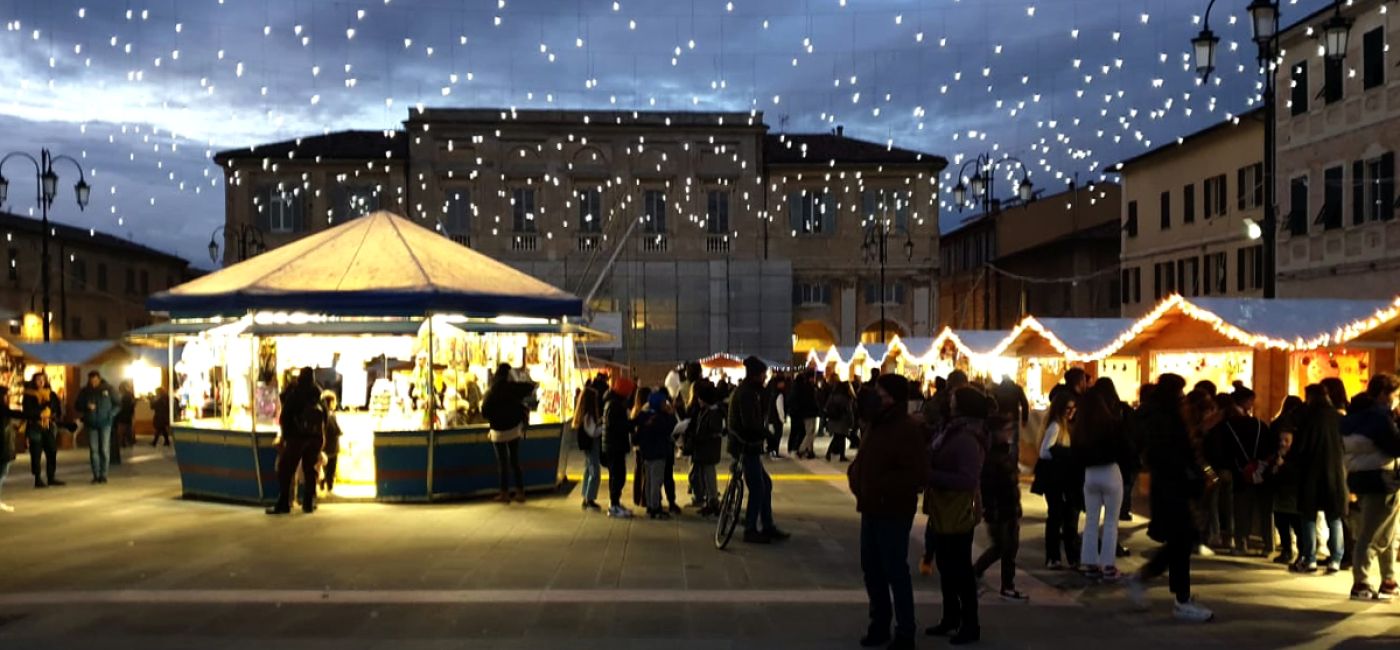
[{"left": 1073, "top": 380, "right": 1134, "bottom": 581}]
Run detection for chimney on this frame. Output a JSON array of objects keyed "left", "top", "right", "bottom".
[{"left": 835, "top": 125, "right": 844, "bottom": 137}]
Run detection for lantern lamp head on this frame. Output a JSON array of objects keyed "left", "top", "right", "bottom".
[
  {"left": 1193, "top": 28, "right": 1220, "bottom": 79},
  {"left": 1248, "top": 0, "right": 1279, "bottom": 45},
  {"left": 1322, "top": 11, "right": 1353, "bottom": 61}
]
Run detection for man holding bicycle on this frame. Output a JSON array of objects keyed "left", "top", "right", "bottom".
[{"left": 728, "top": 356, "right": 791, "bottom": 544}]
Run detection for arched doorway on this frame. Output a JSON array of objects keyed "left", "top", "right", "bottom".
[
  {"left": 792, "top": 320, "right": 838, "bottom": 360},
  {"left": 860, "top": 320, "right": 906, "bottom": 345}
]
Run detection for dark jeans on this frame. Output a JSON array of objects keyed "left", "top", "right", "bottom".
[
  {"left": 861, "top": 514, "right": 917, "bottom": 640},
  {"left": 1140, "top": 537, "right": 1193, "bottom": 604},
  {"left": 828, "top": 430, "right": 848, "bottom": 459},
  {"left": 493, "top": 439, "right": 524, "bottom": 493},
  {"left": 742, "top": 452, "right": 774, "bottom": 532},
  {"left": 1231, "top": 485, "right": 1274, "bottom": 554},
  {"left": 1044, "top": 490, "right": 1081, "bottom": 564},
  {"left": 974, "top": 518, "right": 1021, "bottom": 591},
  {"left": 1275, "top": 512, "right": 1301, "bottom": 558},
  {"left": 275, "top": 436, "right": 322, "bottom": 510},
  {"left": 1121, "top": 469, "right": 1139, "bottom": 519},
  {"left": 152, "top": 424, "right": 171, "bottom": 446},
  {"left": 322, "top": 453, "right": 339, "bottom": 491},
  {"left": 607, "top": 450, "right": 628, "bottom": 508},
  {"left": 786, "top": 417, "right": 804, "bottom": 454},
  {"left": 766, "top": 421, "right": 783, "bottom": 454},
  {"left": 932, "top": 531, "right": 979, "bottom": 633},
  {"left": 29, "top": 433, "right": 57, "bottom": 481},
  {"left": 1298, "top": 512, "right": 1345, "bottom": 567},
  {"left": 663, "top": 453, "right": 677, "bottom": 507}
]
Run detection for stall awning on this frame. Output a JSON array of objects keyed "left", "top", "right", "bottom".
[
  {"left": 1032, "top": 318, "right": 1137, "bottom": 356},
  {"left": 949, "top": 330, "right": 1012, "bottom": 356},
  {"left": 1187, "top": 297, "right": 1396, "bottom": 348},
  {"left": 9, "top": 341, "right": 126, "bottom": 366},
  {"left": 149, "top": 211, "right": 583, "bottom": 319}
]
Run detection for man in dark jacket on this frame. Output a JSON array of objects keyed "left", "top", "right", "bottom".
[
  {"left": 849, "top": 373, "right": 928, "bottom": 649},
  {"left": 76, "top": 371, "right": 118, "bottom": 484},
  {"left": 1342, "top": 373, "right": 1400, "bottom": 600},
  {"left": 601, "top": 377, "right": 636, "bottom": 519},
  {"left": 267, "top": 368, "right": 325, "bottom": 515},
  {"left": 729, "top": 357, "right": 790, "bottom": 543}
]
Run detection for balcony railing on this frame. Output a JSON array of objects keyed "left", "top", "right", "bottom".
[
  {"left": 705, "top": 235, "right": 731, "bottom": 255},
  {"left": 641, "top": 234, "right": 669, "bottom": 253},
  {"left": 447, "top": 233, "right": 472, "bottom": 248},
  {"left": 511, "top": 234, "right": 539, "bottom": 252},
  {"left": 577, "top": 234, "right": 601, "bottom": 252}
]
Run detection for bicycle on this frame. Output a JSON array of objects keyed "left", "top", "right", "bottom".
[{"left": 714, "top": 457, "right": 745, "bottom": 549}]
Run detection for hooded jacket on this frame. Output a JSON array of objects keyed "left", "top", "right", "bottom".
[
  {"left": 1341, "top": 402, "right": 1400, "bottom": 494},
  {"left": 77, "top": 380, "right": 118, "bottom": 428},
  {"left": 848, "top": 406, "right": 929, "bottom": 518},
  {"left": 922, "top": 416, "right": 987, "bottom": 515}
]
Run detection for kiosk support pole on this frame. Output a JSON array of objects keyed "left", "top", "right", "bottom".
[
  {"left": 425, "top": 313, "right": 436, "bottom": 498},
  {"left": 248, "top": 318, "right": 265, "bottom": 502}
]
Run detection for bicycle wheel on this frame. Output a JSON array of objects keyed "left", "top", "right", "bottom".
[{"left": 714, "top": 468, "right": 745, "bottom": 549}]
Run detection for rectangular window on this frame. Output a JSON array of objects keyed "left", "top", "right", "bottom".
[
  {"left": 97, "top": 263, "right": 108, "bottom": 291},
  {"left": 1183, "top": 184, "right": 1196, "bottom": 224},
  {"left": 1355, "top": 155, "right": 1396, "bottom": 223},
  {"left": 862, "top": 189, "right": 911, "bottom": 232},
  {"left": 706, "top": 190, "right": 730, "bottom": 234},
  {"left": 7, "top": 248, "right": 17, "bottom": 282},
  {"left": 643, "top": 189, "right": 667, "bottom": 234},
  {"left": 1203, "top": 252, "right": 1227, "bottom": 296},
  {"left": 577, "top": 188, "right": 602, "bottom": 234},
  {"left": 1288, "top": 175, "right": 1310, "bottom": 236},
  {"left": 257, "top": 186, "right": 304, "bottom": 234},
  {"left": 1204, "top": 174, "right": 1228, "bottom": 218},
  {"left": 70, "top": 258, "right": 87, "bottom": 290},
  {"left": 1153, "top": 261, "right": 1177, "bottom": 299},
  {"left": 1125, "top": 201, "right": 1139, "bottom": 237},
  {"left": 1324, "top": 56, "right": 1343, "bottom": 104},
  {"left": 1238, "top": 163, "right": 1263, "bottom": 211},
  {"left": 1321, "top": 166, "right": 1344, "bottom": 230},
  {"left": 1122, "top": 268, "right": 1142, "bottom": 305},
  {"left": 793, "top": 282, "right": 832, "bottom": 306},
  {"left": 1237, "top": 245, "right": 1265, "bottom": 291},
  {"left": 1363, "top": 27, "right": 1385, "bottom": 90},
  {"left": 1131, "top": 268, "right": 1141, "bottom": 304},
  {"left": 1159, "top": 191, "right": 1171, "bottom": 230},
  {"left": 512, "top": 187, "right": 537, "bottom": 233},
  {"left": 1180, "top": 257, "right": 1200, "bottom": 297},
  {"left": 1290, "top": 62, "right": 1309, "bottom": 116},
  {"left": 789, "top": 189, "right": 833, "bottom": 235},
  {"left": 864, "top": 281, "right": 905, "bottom": 305},
  {"left": 443, "top": 188, "right": 472, "bottom": 235}
]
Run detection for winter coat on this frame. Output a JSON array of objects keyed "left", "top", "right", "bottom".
[
  {"left": 823, "top": 386, "right": 855, "bottom": 437},
  {"left": 22, "top": 388, "right": 63, "bottom": 437},
  {"left": 923, "top": 416, "right": 987, "bottom": 514},
  {"left": 601, "top": 393, "right": 633, "bottom": 460},
  {"left": 1270, "top": 414, "right": 1303, "bottom": 514},
  {"left": 635, "top": 409, "right": 678, "bottom": 462},
  {"left": 848, "top": 407, "right": 929, "bottom": 518},
  {"left": 278, "top": 381, "right": 325, "bottom": 439},
  {"left": 483, "top": 379, "right": 535, "bottom": 436},
  {"left": 1294, "top": 403, "right": 1349, "bottom": 518},
  {"left": 980, "top": 414, "right": 1022, "bottom": 523},
  {"left": 1214, "top": 415, "right": 1274, "bottom": 490},
  {"left": 790, "top": 376, "right": 819, "bottom": 419},
  {"left": 690, "top": 405, "right": 725, "bottom": 466},
  {"left": 728, "top": 377, "right": 768, "bottom": 456},
  {"left": 117, "top": 388, "right": 137, "bottom": 424},
  {"left": 1142, "top": 400, "right": 1201, "bottom": 545},
  {"left": 77, "top": 381, "right": 118, "bottom": 429},
  {"left": 323, "top": 412, "right": 343, "bottom": 455},
  {"left": 1341, "top": 402, "right": 1400, "bottom": 495},
  {"left": 151, "top": 393, "right": 171, "bottom": 428}
]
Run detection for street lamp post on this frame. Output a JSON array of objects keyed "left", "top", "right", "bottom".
[
  {"left": 951, "top": 153, "right": 1034, "bottom": 328},
  {"left": 861, "top": 195, "right": 914, "bottom": 345},
  {"left": 1193, "top": 0, "right": 1349, "bottom": 300},
  {"left": 208, "top": 224, "right": 268, "bottom": 265},
  {"left": 0, "top": 149, "right": 91, "bottom": 342}
]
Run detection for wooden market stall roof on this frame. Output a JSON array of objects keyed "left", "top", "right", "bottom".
[{"left": 991, "top": 317, "right": 1136, "bottom": 358}]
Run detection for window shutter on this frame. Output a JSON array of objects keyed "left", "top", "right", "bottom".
[
  {"left": 1237, "top": 168, "right": 1247, "bottom": 210},
  {"left": 1253, "top": 164, "right": 1264, "bottom": 209},
  {"left": 254, "top": 187, "right": 273, "bottom": 232},
  {"left": 1353, "top": 160, "right": 1366, "bottom": 225},
  {"left": 1237, "top": 248, "right": 1246, "bottom": 292},
  {"left": 1381, "top": 152, "right": 1396, "bottom": 221},
  {"left": 822, "top": 193, "right": 836, "bottom": 234}
]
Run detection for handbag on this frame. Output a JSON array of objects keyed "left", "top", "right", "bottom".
[
  {"left": 1227, "top": 421, "right": 1265, "bottom": 486},
  {"left": 926, "top": 489, "right": 979, "bottom": 535}
]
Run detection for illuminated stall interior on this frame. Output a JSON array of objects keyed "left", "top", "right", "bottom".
[{"left": 990, "top": 322, "right": 1079, "bottom": 408}]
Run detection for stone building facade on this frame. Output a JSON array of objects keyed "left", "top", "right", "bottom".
[
  {"left": 1275, "top": 0, "right": 1399, "bottom": 298},
  {"left": 215, "top": 109, "right": 946, "bottom": 366},
  {"left": 1115, "top": 111, "right": 1267, "bottom": 317}
]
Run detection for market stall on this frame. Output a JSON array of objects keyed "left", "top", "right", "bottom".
[
  {"left": 142, "top": 211, "right": 590, "bottom": 505},
  {"left": 5, "top": 341, "right": 141, "bottom": 448},
  {"left": 1032, "top": 318, "right": 1137, "bottom": 402}
]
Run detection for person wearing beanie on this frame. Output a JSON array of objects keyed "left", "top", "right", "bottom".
[
  {"left": 729, "top": 356, "right": 790, "bottom": 543},
  {"left": 602, "top": 378, "right": 637, "bottom": 518},
  {"left": 924, "top": 385, "right": 988, "bottom": 644},
  {"left": 637, "top": 391, "right": 679, "bottom": 519},
  {"left": 849, "top": 372, "right": 928, "bottom": 649}
]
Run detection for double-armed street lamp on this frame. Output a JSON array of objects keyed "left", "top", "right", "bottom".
[
  {"left": 860, "top": 195, "right": 914, "bottom": 344},
  {"left": 1192, "top": 0, "right": 1351, "bottom": 299},
  {"left": 0, "top": 149, "right": 91, "bottom": 342},
  {"left": 208, "top": 223, "right": 268, "bottom": 265},
  {"left": 951, "top": 153, "right": 1034, "bottom": 328}
]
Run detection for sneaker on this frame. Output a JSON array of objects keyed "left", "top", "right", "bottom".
[
  {"left": 1350, "top": 584, "right": 1378, "bottom": 601},
  {"left": 766, "top": 527, "right": 792, "bottom": 541},
  {"left": 1081, "top": 566, "right": 1102, "bottom": 581},
  {"left": 668, "top": 504, "right": 682, "bottom": 515},
  {"left": 1378, "top": 580, "right": 1398, "bottom": 600},
  {"left": 1194, "top": 545, "right": 1215, "bottom": 557},
  {"left": 1325, "top": 564, "right": 1342, "bottom": 575},
  {"left": 998, "top": 588, "right": 1029, "bottom": 602},
  {"left": 1045, "top": 559, "right": 1065, "bottom": 570},
  {"left": 48, "top": 479, "right": 65, "bottom": 487},
  {"left": 91, "top": 477, "right": 102, "bottom": 485},
  {"left": 264, "top": 506, "right": 290, "bottom": 515},
  {"left": 919, "top": 557, "right": 935, "bottom": 576},
  {"left": 1116, "top": 544, "right": 1131, "bottom": 558},
  {"left": 1271, "top": 553, "right": 1294, "bottom": 565},
  {"left": 33, "top": 478, "right": 46, "bottom": 488},
  {"left": 1290, "top": 562, "right": 1319, "bottom": 574},
  {"left": 1100, "top": 567, "right": 1122, "bottom": 583},
  {"left": 1172, "top": 598, "right": 1214, "bottom": 623},
  {"left": 1125, "top": 574, "right": 1148, "bottom": 610},
  {"left": 607, "top": 505, "right": 633, "bottom": 519},
  {"left": 742, "top": 530, "right": 772, "bottom": 544},
  {"left": 0, "top": 502, "right": 14, "bottom": 513}
]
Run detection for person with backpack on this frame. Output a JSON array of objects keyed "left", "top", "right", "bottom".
[
  {"left": 1214, "top": 383, "right": 1275, "bottom": 557},
  {"left": 924, "top": 386, "right": 989, "bottom": 645},
  {"left": 825, "top": 380, "right": 855, "bottom": 462},
  {"left": 688, "top": 382, "right": 726, "bottom": 516},
  {"left": 636, "top": 391, "right": 678, "bottom": 520},
  {"left": 267, "top": 368, "right": 325, "bottom": 515},
  {"left": 1341, "top": 373, "right": 1400, "bottom": 601},
  {"left": 574, "top": 386, "right": 604, "bottom": 511},
  {"left": 482, "top": 363, "right": 537, "bottom": 504}
]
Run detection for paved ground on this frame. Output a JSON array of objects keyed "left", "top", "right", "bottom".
[{"left": 0, "top": 440, "right": 1396, "bottom": 649}]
